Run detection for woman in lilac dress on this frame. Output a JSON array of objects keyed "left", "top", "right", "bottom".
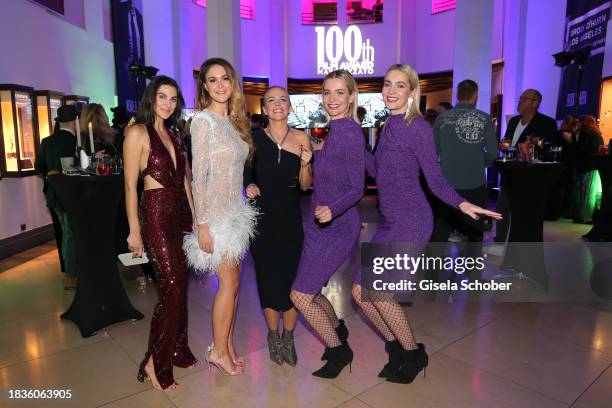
[
  {"left": 290, "top": 70, "right": 365, "bottom": 379},
  {"left": 352, "top": 64, "right": 501, "bottom": 384}
]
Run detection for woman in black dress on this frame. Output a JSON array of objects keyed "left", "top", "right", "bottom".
[{"left": 245, "top": 86, "right": 313, "bottom": 366}]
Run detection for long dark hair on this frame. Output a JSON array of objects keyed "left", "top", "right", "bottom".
[{"left": 134, "top": 76, "right": 185, "bottom": 129}]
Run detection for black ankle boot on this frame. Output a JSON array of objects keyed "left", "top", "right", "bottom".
[
  {"left": 321, "top": 320, "right": 349, "bottom": 360},
  {"left": 378, "top": 340, "right": 402, "bottom": 378},
  {"left": 313, "top": 343, "right": 353, "bottom": 379},
  {"left": 387, "top": 343, "right": 428, "bottom": 384}
]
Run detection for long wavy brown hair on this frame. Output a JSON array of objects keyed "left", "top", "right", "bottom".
[
  {"left": 79, "top": 103, "right": 117, "bottom": 146},
  {"left": 196, "top": 58, "right": 252, "bottom": 159}
]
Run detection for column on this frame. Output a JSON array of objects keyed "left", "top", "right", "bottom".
[
  {"left": 501, "top": 0, "right": 528, "bottom": 134},
  {"left": 269, "top": 0, "right": 288, "bottom": 87},
  {"left": 172, "top": 0, "right": 196, "bottom": 107},
  {"left": 142, "top": 0, "right": 175, "bottom": 78},
  {"left": 452, "top": 0, "right": 495, "bottom": 113},
  {"left": 83, "top": 0, "right": 104, "bottom": 39},
  {"left": 397, "top": 0, "right": 416, "bottom": 65},
  {"left": 206, "top": 0, "right": 242, "bottom": 78}
]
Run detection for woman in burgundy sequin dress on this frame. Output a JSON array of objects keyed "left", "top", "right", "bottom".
[{"left": 124, "top": 76, "right": 197, "bottom": 391}]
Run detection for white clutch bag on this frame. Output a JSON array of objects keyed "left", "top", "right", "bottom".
[{"left": 118, "top": 252, "right": 149, "bottom": 266}]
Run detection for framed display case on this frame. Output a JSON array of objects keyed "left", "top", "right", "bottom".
[
  {"left": 0, "top": 84, "right": 38, "bottom": 176},
  {"left": 62, "top": 94, "right": 89, "bottom": 110},
  {"left": 34, "top": 90, "right": 64, "bottom": 142}
]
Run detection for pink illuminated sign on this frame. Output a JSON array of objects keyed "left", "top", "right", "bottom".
[{"left": 432, "top": 0, "right": 456, "bottom": 15}]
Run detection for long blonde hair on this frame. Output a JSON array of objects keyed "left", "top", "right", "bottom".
[
  {"left": 196, "top": 58, "right": 253, "bottom": 159},
  {"left": 79, "top": 103, "right": 117, "bottom": 146},
  {"left": 322, "top": 70, "right": 360, "bottom": 123},
  {"left": 386, "top": 64, "right": 422, "bottom": 124}
]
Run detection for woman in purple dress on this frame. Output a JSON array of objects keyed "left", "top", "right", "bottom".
[
  {"left": 351, "top": 64, "right": 501, "bottom": 384},
  {"left": 290, "top": 70, "right": 365, "bottom": 379}
]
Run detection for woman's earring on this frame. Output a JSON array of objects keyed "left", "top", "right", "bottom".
[{"left": 407, "top": 96, "right": 414, "bottom": 111}]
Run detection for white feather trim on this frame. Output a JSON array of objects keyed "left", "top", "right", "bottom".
[{"left": 183, "top": 201, "right": 258, "bottom": 275}]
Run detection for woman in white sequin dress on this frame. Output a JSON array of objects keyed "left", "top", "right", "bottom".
[{"left": 183, "top": 58, "right": 256, "bottom": 376}]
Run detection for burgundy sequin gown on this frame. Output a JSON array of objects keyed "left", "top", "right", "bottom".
[{"left": 137, "top": 124, "right": 197, "bottom": 389}]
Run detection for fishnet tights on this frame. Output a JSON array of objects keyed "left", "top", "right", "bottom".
[
  {"left": 352, "top": 284, "right": 417, "bottom": 350},
  {"left": 313, "top": 293, "right": 340, "bottom": 328},
  {"left": 290, "top": 291, "right": 341, "bottom": 347}
]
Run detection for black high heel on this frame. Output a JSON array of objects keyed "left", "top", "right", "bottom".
[
  {"left": 313, "top": 343, "right": 353, "bottom": 379},
  {"left": 387, "top": 343, "right": 428, "bottom": 384},
  {"left": 378, "top": 340, "right": 403, "bottom": 378},
  {"left": 137, "top": 357, "right": 147, "bottom": 382},
  {"left": 321, "top": 320, "right": 349, "bottom": 360}
]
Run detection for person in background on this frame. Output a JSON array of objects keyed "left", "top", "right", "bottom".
[
  {"left": 432, "top": 79, "right": 498, "bottom": 272},
  {"left": 34, "top": 105, "right": 79, "bottom": 290},
  {"left": 557, "top": 115, "right": 579, "bottom": 217},
  {"left": 424, "top": 109, "right": 439, "bottom": 126},
  {"left": 250, "top": 113, "right": 263, "bottom": 130},
  {"left": 80, "top": 103, "right": 119, "bottom": 158},
  {"left": 111, "top": 105, "right": 130, "bottom": 155},
  {"left": 503, "top": 89, "right": 558, "bottom": 147},
  {"left": 570, "top": 115, "right": 604, "bottom": 223},
  {"left": 182, "top": 117, "right": 193, "bottom": 168},
  {"left": 437, "top": 102, "right": 453, "bottom": 113},
  {"left": 357, "top": 106, "right": 367, "bottom": 124},
  {"left": 493, "top": 89, "right": 557, "bottom": 244}
]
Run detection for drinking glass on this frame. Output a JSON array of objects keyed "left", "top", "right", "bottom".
[
  {"left": 499, "top": 140, "right": 512, "bottom": 161},
  {"left": 97, "top": 157, "right": 111, "bottom": 175},
  {"left": 550, "top": 146, "right": 563, "bottom": 162}
]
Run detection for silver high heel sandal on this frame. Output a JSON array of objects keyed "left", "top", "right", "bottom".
[{"left": 205, "top": 344, "right": 242, "bottom": 376}]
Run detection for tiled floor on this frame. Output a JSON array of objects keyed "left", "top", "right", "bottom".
[{"left": 0, "top": 199, "right": 611, "bottom": 408}]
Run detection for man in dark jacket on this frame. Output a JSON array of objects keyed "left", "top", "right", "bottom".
[
  {"left": 432, "top": 79, "right": 498, "bottom": 263},
  {"left": 35, "top": 105, "right": 79, "bottom": 289},
  {"left": 503, "top": 89, "right": 558, "bottom": 146},
  {"left": 493, "top": 89, "right": 558, "bottom": 244}
]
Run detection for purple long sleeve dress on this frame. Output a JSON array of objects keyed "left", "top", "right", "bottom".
[
  {"left": 292, "top": 118, "right": 365, "bottom": 295},
  {"left": 356, "top": 115, "right": 464, "bottom": 283}
]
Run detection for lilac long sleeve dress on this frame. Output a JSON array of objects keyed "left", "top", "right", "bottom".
[
  {"left": 292, "top": 118, "right": 365, "bottom": 295},
  {"left": 356, "top": 114, "right": 464, "bottom": 283}
]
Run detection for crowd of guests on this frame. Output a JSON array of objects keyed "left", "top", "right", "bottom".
[{"left": 33, "top": 57, "right": 608, "bottom": 393}]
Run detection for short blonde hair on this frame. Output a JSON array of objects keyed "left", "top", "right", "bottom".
[
  {"left": 386, "top": 64, "right": 422, "bottom": 124},
  {"left": 322, "top": 70, "right": 360, "bottom": 123}
]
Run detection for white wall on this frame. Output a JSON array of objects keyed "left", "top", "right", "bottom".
[{"left": 0, "top": 0, "right": 115, "bottom": 240}]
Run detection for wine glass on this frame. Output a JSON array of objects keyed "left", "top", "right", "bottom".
[
  {"left": 550, "top": 146, "right": 563, "bottom": 162},
  {"left": 97, "top": 157, "right": 111, "bottom": 175}
]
